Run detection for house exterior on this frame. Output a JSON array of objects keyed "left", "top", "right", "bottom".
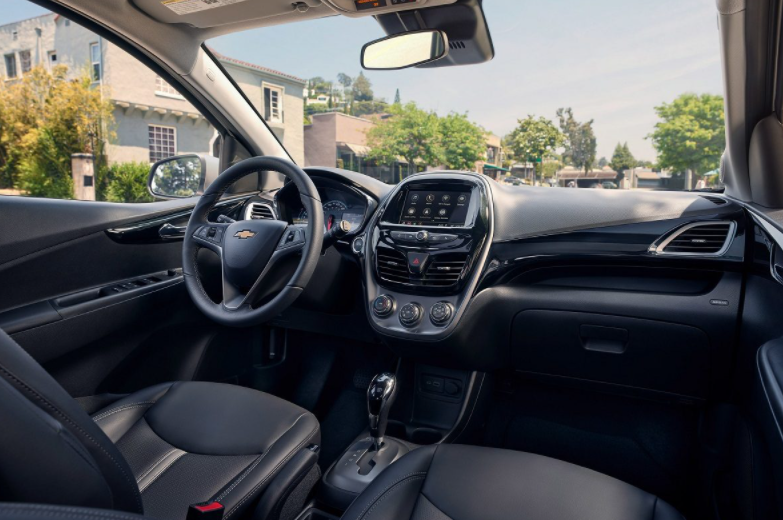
[
  {"left": 304, "top": 111, "right": 502, "bottom": 184},
  {"left": 556, "top": 165, "right": 620, "bottom": 188},
  {"left": 0, "top": 14, "right": 305, "bottom": 166}
]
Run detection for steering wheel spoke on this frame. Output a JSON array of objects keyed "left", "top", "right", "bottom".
[{"left": 192, "top": 222, "right": 231, "bottom": 255}]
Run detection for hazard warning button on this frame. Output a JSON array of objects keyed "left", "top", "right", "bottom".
[{"left": 407, "top": 252, "right": 430, "bottom": 275}]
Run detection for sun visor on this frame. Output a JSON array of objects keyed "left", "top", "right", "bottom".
[{"left": 130, "top": 0, "right": 331, "bottom": 28}]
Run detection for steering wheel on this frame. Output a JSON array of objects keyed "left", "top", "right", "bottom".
[{"left": 182, "top": 156, "right": 323, "bottom": 327}]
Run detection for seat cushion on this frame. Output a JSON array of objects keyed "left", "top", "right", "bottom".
[
  {"left": 341, "top": 444, "right": 684, "bottom": 520},
  {"left": 91, "top": 382, "right": 320, "bottom": 520}
]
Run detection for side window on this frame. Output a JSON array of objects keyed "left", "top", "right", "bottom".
[
  {"left": 263, "top": 84, "right": 284, "bottom": 123},
  {"left": 0, "top": 3, "right": 218, "bottom": 203}
]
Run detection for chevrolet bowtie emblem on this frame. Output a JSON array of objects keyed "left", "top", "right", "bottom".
[{"left": 234, "top": 230, "right": 256, "bottom": 239}]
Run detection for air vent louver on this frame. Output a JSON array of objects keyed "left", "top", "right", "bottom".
[
  {"left": 375, "top": 247, "right": 469, "bottom": 287},
  {"left": 700, "top": 195, "right": 728, "bottom": 205},
  {"left": 654, "top": 222, "right": 735, "bottom": 256},
  {"left": 245, "top": 202, "right": 276, "bottom": 220}
]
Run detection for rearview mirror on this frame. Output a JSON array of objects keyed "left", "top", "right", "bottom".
[
  {"left": 361, "top": 30, "right": 449, "bottom": 70},
  {"left": 148, "top": 154, "right": 218, "bottom": 199}
]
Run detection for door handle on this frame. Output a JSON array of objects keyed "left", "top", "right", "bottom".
[{"left": 159, "top": 223, "right": 187, "bottom": 240}]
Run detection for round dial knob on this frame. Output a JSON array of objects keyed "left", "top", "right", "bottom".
[
  {"left": 416, "top": 230, "right": 428, "bottom": 242},
  {"left": 372, "top": 295, "right": 395, "bottom": 318},
  {"left": 399, "top": 303, "right": 423, "bottom": 328},
  {"left": 430, "top": 301, "right": 455, "bottom": 326}
]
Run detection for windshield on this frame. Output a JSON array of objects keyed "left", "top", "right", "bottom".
[{"left": 208, "top": 0, "right": 724, "bottom": 191}]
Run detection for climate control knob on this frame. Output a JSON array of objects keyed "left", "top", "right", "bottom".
[
  {"left": 372, "top": 295, "right": 395, "bottom": 318},
  {"left": 430, "top": 301, "right": 454, "bottom": 326},
  {"left": 399, "top": 303, "right": 424, "bottom": 328}
]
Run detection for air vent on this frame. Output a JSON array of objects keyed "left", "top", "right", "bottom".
[
  {"left": 651, "top": 221, "right": 735, "bottom": 256},
  {"left": 375, "top": 248, "right": 469, "bottom": 287},
  {"left": 244, "top": 202, "right": 276, "bottom": 220},
  {"left": 449, "top": 40, "right": 466, "bottom": 50},
  {"left": 700, "top": 195, "right": 728, "bottom": 205}
]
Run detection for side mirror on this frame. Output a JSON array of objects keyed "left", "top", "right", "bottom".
[
  {"left": 148, "top": 154, "right": 219, "bottom": 199},
  {"left": 361, "top": 30, "right": 449, "bottom": 70}
]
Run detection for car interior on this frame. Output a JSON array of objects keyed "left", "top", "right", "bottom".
[{"left": 2, "top": 1, "right": 783, "bottom": 520}]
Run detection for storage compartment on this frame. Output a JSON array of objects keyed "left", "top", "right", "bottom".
[
  {"left": 294, "top": 508, "right": 339, "bottom": 520},
  {"left": 511, "top": 310, "right": 711, "bottom": 399}
]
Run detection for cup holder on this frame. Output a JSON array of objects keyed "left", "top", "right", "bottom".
[{"left": 386, "top": 420, "right": 444, "bottom": 445}]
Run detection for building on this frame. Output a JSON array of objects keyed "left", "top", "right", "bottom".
[
  {"left": 557, "top": 165, "right": 620, "bottom": 188},
  {"left": 0, "top": 14, "right": 305, "bottom": 166},
  {"left": 304, "top": 111, "right": 503, "bottom": 184}
]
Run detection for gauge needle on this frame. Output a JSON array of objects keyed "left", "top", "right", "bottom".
[{"left": 327, "top": 214, "right": 334, "bottom": 231}]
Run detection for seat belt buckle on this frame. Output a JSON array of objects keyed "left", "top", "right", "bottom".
[{"left": 187, "top": 502, "right": 224, "bottom": 520}]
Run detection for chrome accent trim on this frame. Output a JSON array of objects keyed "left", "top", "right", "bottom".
[{"left": 648, "top": 221, "right": 736, "bottom": 257}]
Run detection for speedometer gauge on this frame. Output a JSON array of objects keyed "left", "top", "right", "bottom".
[
  {"left": 323, "top": 200, "right": 348, "bottom": 213},
  {"left": 294, "top": 200, "right": 349, "bottom": 228}
]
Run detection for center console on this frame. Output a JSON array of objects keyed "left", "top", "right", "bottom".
[{"left": 352, "top": 173, "right": 494, "bottom": 340}]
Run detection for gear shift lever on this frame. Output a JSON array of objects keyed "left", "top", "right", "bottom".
[{"left": 367, "top": 372, "right": 397, "bottom": 451}]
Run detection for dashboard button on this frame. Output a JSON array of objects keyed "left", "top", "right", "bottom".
[
  {"left": 399, "top": 303, "right": 423, "bottom": 328},
  {"left": 407, "top": 252, "right": 429, "bottom": 274},
  {"left": 372, "top": 295, "right": 395, "bottom": 318},
  {"left": 430, "top": 301, "right": 454, "bottom": 326},
  {"left": 352, "top": 236, "right": 365, "bottom": 255},
  {"left": 416, "top": 230, "right": 428, "bottom": 242}
]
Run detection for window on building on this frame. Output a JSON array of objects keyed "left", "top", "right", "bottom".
[
  {"left": 263, "top": 84, "right": 284, "bottom": 123},
  {"left": 155, "top": 75, "right": 183, "bottom": 98},
  {"left": 4, "top": 54, "right": 16, "bottom": 78},
  {"left": 19, "top": 50, "right": 31, "bottom": 74},
  {"left": 90, "top": 42, "right": 101, "bottom": 82},
  {"left": 47, "top": 50, "right": 57, "bottom": 67},
  {"left": 12, "top": 30, "right": 17, "bottom": 41},
  {"left": 148, "top": 125, "right": 177, "bottom": 163}
]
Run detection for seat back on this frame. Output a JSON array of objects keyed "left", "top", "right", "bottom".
[{"left": 0, "top": 329, "right": 142, "bottom": 513}]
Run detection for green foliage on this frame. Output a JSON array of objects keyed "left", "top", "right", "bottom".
[
  {"left": 506, "top": 115, "right": 564, "bottom": 179},
  {"left": 394, "top": 89, "right": 401, "bottom": 105},
  {"left": 352, "top": 72, "right": 374, "bottom": 102},
  {"left": 366, "top": 102, "right": 443, "bottom": 169},
  {"left": 105, "top": 162, "right": 154, "bottom": 203},
  {"left": 0, "top": 65, "right": 114, "bottom": 198},
  {"left": 352, "top": 101, "right": 389, "bottom": 117},
  {"left": 609, "top": 142, "right": 636, "bottom": 174},
  {"left": 649, "top": 93, "right": 725, "bottom": 175},
  {"left": 598, "top": 156, "right": 608, "bottom": 168},
  {"left": 557, "top": 107, "right": 596, "bottom": 173},
  {"left": 439, "top": 112, "right": 487, "bottom": 170},
  {"left": 150, "top": 157, "right": 202, "bottom": 198}
]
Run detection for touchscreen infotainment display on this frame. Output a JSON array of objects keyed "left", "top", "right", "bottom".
[{"left": 399, "top": 189, "right": 471, "bottom": 226}]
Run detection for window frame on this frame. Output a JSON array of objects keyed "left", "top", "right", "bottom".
[
  {"left": 47, "top": 50, "right": 57, "bottom": 68},
  {"left": 4, "top": 53, "right": 16, "bottom": 78},
  {"left": 148, "top": 124, "right": 178, "bottom": 164},
  {"left": 262, "top": 82, "right": 284, "bottom": 124},
  {"left": 154, "top": 74, "right": 184, "bottom": 99},
  {"left": 89, "top": 41, "right": 101, "bottom": 83},
  {"left": 19, "top": 50, "right": 31, "bottom": 74}
]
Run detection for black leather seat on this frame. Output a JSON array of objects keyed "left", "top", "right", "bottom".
[
  {"left": 0, "top": 329, "right": 320, "bottom": 520},
  {"left": 342, "top": 444, "right": 685, "bottom": 520}
]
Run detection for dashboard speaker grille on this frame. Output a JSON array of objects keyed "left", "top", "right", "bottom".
[
  {"left": 655, "top": 222, "right": 734, "bottom": 255},
  {"left": 375, "top": 247, "right": 469, "bottom": 287},
  {"left": 245, "top": 202, "right": 276, "bottom": 220}
]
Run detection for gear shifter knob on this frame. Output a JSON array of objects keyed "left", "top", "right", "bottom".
[{"left": 367, "top": 372, "right": 397, "bottom": 450}]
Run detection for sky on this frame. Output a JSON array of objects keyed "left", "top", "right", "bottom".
[{"left": 2, "top": 0, "right": 723, "bottom": 162}]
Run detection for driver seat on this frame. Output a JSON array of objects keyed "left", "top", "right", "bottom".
[{"left": 0, "top": 328, "right": 320, "bottom": 520}]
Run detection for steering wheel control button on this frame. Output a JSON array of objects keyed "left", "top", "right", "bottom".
[
  {"left": 430, "top": 301, "right": 454, "bottom": 326},
  {"left": 373, "top": 295, "right": 395, "bottom": 318},
  {"left": 407, "top": 252, "right": 429, "bottom": 274},
  {"left": 416, "top": 230, "right": 429, "bottom": 242},
  {"left": 399, "top": 303, "right": 423, "bottom": 328}
]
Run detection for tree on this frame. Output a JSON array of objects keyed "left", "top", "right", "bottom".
[
  {"left": 556, "top": 107, "right": 596, "bottom": 173},
  {"left": 609, "top": 142, "right": 636, "bottom": 185},
  {"left": 598, "top": 156, "right": 608, "bottom": 168},
  {"left": 337, "top": 72, "right": 353, "bottom": 112},
  {"left": 352, "top": 100, "right": 389, "bottom": 117},
  {"left": 106, "top": 162, "right": 154, "bottom": 203},
  {"left": 394, "top": 89, "right": 401, "bottom": 105},
  {"left": 352, "top": 72, "right": 374, "bottom": 102},
  {"left": 0, "top": 65, "right": 114, "bottom": 198},
  {"left": 366, "top": 102, "right": 443, "bottom": 176},
  {"left": 649, "top": 93, "right": 725, "bottom": 180},
  {"left": 506, "top": 116, "right": 564, "bottom": 184},
  {"left": 439, "top": 112, "right": 487, "bottom": 171}
]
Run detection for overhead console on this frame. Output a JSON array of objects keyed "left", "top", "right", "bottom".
[{"left": 353, "top": 173, "right": 493, "bottom": 340}]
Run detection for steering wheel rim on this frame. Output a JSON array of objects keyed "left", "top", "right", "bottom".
[{"left": 182, "top": 156, "right": 323, "bottom": 327}]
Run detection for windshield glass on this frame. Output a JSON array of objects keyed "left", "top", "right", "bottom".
[{"left": 208, "top": 0, "right": 724, "bottom": 191}]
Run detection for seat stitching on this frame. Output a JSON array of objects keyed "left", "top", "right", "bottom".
[
  {"left": 138, "top": 451, "right": 187, "bottom": 493},
  {"left": 213, "top": 412, "right": 307, "bottom": 503},
  {"left": 135, "top": 448, "right": 180, "bottom": 484},
  {"left": 361, "top": 475, "right": 426, "bottom": 520},
  {"left": 351, "top": 472, "right": 428, "bottom": 520},
  {"left": 224, "top": 423, "right": 320, "bottom": 519},
  {"left": 92, "top": 403, "right": 156, "bottom": 422},
  {"left": 0, "top": 364, "right": 143, "bottom": 512}
]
